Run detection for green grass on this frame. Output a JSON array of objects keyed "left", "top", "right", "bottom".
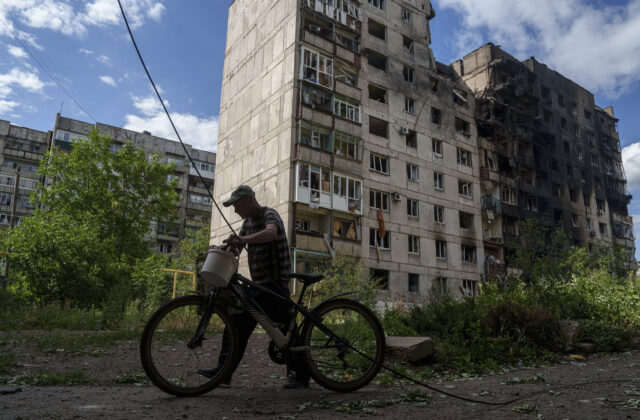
[
  {"left": 0, "top": 303, "right": 104, "bottom": 331},
  {"left": 1, "top": 371, "right": 92, "bottom": 386},
  {"left": 0, "top": 354, "right": 17, "bottom": 375}
]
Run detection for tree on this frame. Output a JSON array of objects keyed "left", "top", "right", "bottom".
[{"left": 7, "top": 129, "right": 180, "bottom": 306}]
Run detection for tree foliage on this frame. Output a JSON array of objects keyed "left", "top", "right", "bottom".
[{"left": 7, "top": 130, "right": 179, "bottom": 307}]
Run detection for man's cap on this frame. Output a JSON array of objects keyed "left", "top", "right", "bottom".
[{"left": 223, "top": 185, "right": 255, "bottom": 207}]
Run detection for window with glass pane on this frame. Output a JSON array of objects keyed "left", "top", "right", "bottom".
[
  {"left": 369, "top": 190, "right": 389, "bottom": 211},
  {"left": 434, "top": 205, "right": 444, "bottom": 224},
  {"left": 408, "top": 235, "right": 420, "bottom": 254},
  {"left": 407, "top": 198, "right": 419, "bottom": 217}
]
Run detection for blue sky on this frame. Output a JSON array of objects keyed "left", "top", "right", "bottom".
[{"left": 1, "top": 0, "right": 639, "bottom": 255}]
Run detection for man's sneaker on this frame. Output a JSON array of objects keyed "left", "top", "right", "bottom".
[
  {"left": 283, "top": 379, "right": 309, "bottom": 389},
  {"left": 197, "top": 367, "right": 231, "bottom": 385}
]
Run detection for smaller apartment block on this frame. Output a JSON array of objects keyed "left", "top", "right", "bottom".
[
  {"left": 0, "top": 120, "right": 51, "bottom": 228},
  {"left": 53, "top": 114, "right": 216, "bottom": 253},
  {"left": 452, "top": 43, "right": 635, "bottom": 276}
]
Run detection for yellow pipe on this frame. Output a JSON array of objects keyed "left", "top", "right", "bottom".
[{"left": 162, "top": 269, "right": 197, "bottom": 299}]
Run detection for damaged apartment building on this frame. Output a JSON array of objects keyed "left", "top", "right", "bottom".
[
  {"left": 212, "top": 0, "right": 484, "bottom": 301},
  {"left": 452, "top": 43, "right": 635, "bottom": 278}
]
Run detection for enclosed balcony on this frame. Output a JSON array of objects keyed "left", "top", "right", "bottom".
[{"left": 294, "top": 162, "right": 362, "bottom": 215}]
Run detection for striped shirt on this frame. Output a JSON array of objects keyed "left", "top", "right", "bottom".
[{"left": 240, "top": 206, "right": 291, "bottom": 292}]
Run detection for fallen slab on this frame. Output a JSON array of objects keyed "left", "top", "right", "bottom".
[{"left": 385, "top": 336, "right": 435, "bottom": 362}]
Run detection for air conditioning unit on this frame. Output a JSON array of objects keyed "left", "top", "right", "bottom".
[
  {"left": 399, "top": 126, "right": 409, "bottom": 135},
  {"left": 391, "top": 192, "right": 402, "bottom": 202}
]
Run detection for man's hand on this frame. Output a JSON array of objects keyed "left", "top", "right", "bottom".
[{"left": 223, "top": 234, "right": 244, "bottom": 252}]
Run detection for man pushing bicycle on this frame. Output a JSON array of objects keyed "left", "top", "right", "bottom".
[{"left": 197, "top": 185, "right": 311, "bottom": 389}]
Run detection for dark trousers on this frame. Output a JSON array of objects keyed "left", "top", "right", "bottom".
[{"left": 218, "top": 284, "right": 310, "bottom": 384}]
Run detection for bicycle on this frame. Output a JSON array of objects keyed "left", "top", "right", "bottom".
[{"left": 140, "top": 251, "right": 386, "bottom": 397}]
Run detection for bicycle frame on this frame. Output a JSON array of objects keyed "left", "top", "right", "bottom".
[{"left": 205, "top": 272, "right": 355, "bottom": 352}]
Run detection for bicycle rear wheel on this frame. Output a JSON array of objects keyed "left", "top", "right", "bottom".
[
  {"left": 300, "top": 298, "right": 385, "bottom": 392},
  {"left": 140, "top": 295, "right": 239, "bottom": 397}
]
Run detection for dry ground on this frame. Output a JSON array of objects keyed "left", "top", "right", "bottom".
[{"left": 1, "top": 330, "right": 639, "bottom": 419}]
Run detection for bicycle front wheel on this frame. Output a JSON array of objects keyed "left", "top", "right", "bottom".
[
  {"left": 301, "top": 298, "right": 385, "bottom": 392},
  {"left": 140, "top": 295, "right": 239, "bottom": 397}
]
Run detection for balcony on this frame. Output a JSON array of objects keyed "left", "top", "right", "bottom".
[
  {"left": 481, "top": 196, "right": 502, "bottom": 214},
  {"left": 3, "top": 146, "right": 44, "bottom": 161},
  {"left": 295, "top": 162, "right": 362, "bottom": 215},
  {"left": 302, "top": 0, "right": 362, "bottom": 32}
]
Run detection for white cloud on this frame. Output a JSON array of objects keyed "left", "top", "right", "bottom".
[
  {"left": 82, "top": 0, "right": 165, "bottom": 29},
  {"left": 0, "top": 100, "right": 19, "bottom": 114},
  {"left": 124, "top": 95, "right": 218, "bottom": 152},
  {"left": 147, "top": 3, "right": 166, "bottom": 21},
  {"left": 99, "top": 75, "right": 117, "bottom": 87},
  {"left": 7, "top": 45, "right": 27, "bottom": 58},
  {"left": 97, "top": 54, "right": 110, "bottom": 65},
  {"left": 436, "top": 0, "right": 640, "bottom": 99},
  {"left": 0, "top": 67, "right": 46, "bottom": 93},
  {"left": 623, "top": 142, "right": 640, "bottom": 193},
  {"left": 78, "top": 48, "right": 94, "bottom": 55}
]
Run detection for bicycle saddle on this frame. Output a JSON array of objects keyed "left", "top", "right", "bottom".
[{"left": 282, "top": 272, "right": 324, "bottom": 285}]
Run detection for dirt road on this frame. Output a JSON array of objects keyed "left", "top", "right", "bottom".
[{"left": 1, "top": 331, "right": 639, "bottom": 419}]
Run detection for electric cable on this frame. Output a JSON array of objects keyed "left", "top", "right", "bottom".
[
  {"left": 117, "top": 0, "right": 238, "bottom": 239},
  {"left": 118, "top": 1, "right": 637, "bottom": 408}
]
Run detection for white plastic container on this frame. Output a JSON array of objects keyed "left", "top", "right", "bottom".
[{"left": 200, "top": 248, "right": 238, "bottom": 288}]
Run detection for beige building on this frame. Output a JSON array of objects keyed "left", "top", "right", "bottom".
[
  {"left": 53, "top": 114, "right": 216, "bottom": 253},
  {"left": 212, "top": 0, "right": 484, "bottom": 301}
]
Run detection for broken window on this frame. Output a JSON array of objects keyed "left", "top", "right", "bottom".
[
  {"left": 401, "top": 8, "right": 412, "bottom": 24},
  {"left": 597, "top": 200, "right": 605, "bottom": 215},
  {"left": 501, "top": 186, "right": 517, "bottom": 205},
  {"left": 370, "top": 269, "right": 389, "bottom": 290},
  {"left": 549, "top": 158, "right": 559, "bottom": 171},
  {"left": 457, "top": 148, "right": 471, "bottom": 166},
  {"left": 333, "top": 173, "right": 362, "bottom": 211},
  {"left": 431, "top": 107, "right": 442, "bottom": 124},
  {"left": 368, "top": 19, "right": 386, "bottom": 40},
  {"left": 402, "top": 36, "right": 414, "bottom": 53},
  {"left": 367, "top": 50, "right": 387, "bottom": 71},
  {"left": 434, "top": 172, "right": 444, "bottom": 190},
  {"left": 435, "top": 240, "right": 447, "bottom": 259},
  {"left": 432, "top": 139, "right": 443, "bottom": 157},
  {"left": 429, "top": 77, "right": 440, "bottom": 94},
  {"left": 334, "top": 62, "right": 358, "bottom": 86},
  {"left": 571, "top": 102, "right": 578, "bottom": 116},
  {"left": 407, "top": 198, "right": 419, "bottom": 217},
  {"left": 461, "top": 246, "right": 476, "bottom": 263},
  {"left": 407, "top": 163, "right": 419, "bottom": 181},
  {"left": 301, "top": 84, "right": 332, "bottom": 112},
  {"left": 434, "top": 205, "right": 444, "bottom": 223},
  {"left": 543, "top": 109, "right": 552, "bottom": 123},
  {"left": 591, "top": 154, "right": 598, "bottom": 167},
  {"left": 369, "top": 116, "right": 388, "bottom": 138},
  {"left": 566, "top": 164, "right": 573, "bottom": 176},
  {"left": 298, "top": 120, "right": 331, "bottom": 152},
  {"left": 296, "top": 219, "right": 310, "bottom": 232},
  {"left": 369, "top": 189, "right": 389, "bottom": 210},
  {"left": 333, "top": 219, "right": 359, "bottom": 241},
  {"left": 298, "top": 163, "right": 330, "bottom": 199},
  {"left": 300, "top": 47, "right": 333, "bottom": 88},
  {"left": 572, "top": 214, "right": 579, "bottom": 227},
  {"left": 564, "top": 140, "right": 570, "bottom": 153},
  {"left": 525, "top": 195, "right": 538, "bottom": 212},
  {"left": 405, "top": 130, "right": 417, "bottom": 148},
  {"left": 453, "top": 89, "right": 468, "bottom": 107},
  {"left": 303, "top": 11, "right": 333, "bottom": 40},
  {"left": 455, "top": 117, "right": 470, "bottom": 136},
  {"left": 334, "top": 30, "right": 359, "bottom": 53},
  {"left": 577, "top": 146, "right": 583, "bottom": 159},
  {"left": 599, "top": 223, "right": 607, "bottom": 235},
  {"left": 483, "top": 149, "right": 495, "bottom": 169},
  {"left": 459, "top": 212, "right": 474, "bottom": 229},
  {"left": 369, "top": 228, "right": 390, "bottom": 249},
  {"left": 558, "top": 94, "right": 565, "bottom": 107},
  {"left": 369, "top": 153, "right": 389, "bottom": 174},
  {"left": 368, "top": 0, "right": 385, "bottom": 10},
  {"left": 403, "top": 65, "right": 415, "bottom": 82},
  {"left": 570, "top": 189, "right": 577, "bottom": 202},
  {"left": 584, "top": 110, "right": 592, "bottom": 120},
  {"left": 541, "top": 85, "right": 550, "bottom": 99},
  {"left": 333, "top": 131, "right": 359, "bottom": 160},
  {"left": 561, "top": 117, "right": 567, "bottom": 130},
  {"left": 458, "top": 180, "right": 473, "bottom": 197},
  {"left": 552, "top": 183, "right": 562, "bottom": 198},
  {"left": 368, "top": 83, "right": 387, "bottom": 103},
  {"left": 408, "top": 272, "right": 419, "bottom": 291},
  {"left": 334, "top": 96, "right": 361, "bottom": 122},
  {"left": 404, "top": 97, "right": 415, "bottom": 114}
]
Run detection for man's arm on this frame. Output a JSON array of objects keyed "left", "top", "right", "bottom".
[{"left": 240, "top": 224, "right": 277, "bottom": 244}]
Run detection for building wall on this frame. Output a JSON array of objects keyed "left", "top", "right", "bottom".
[
  {"left": 211, "top": 0, "right": 299, "bottom": 277},
  {"left": 0, "top": 120, "right": 50, "bottom": 228}
]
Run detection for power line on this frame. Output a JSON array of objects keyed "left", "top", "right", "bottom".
[
  {"left": 117, "top": 0, "right": 236, "bottom": 238},
  {"left": 0, "top": 20, "right": 98, "bottom": 123}
]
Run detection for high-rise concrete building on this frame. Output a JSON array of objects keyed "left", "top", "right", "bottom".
[
  {"left": 0, "top": 120, "right": 51, "bottom": 228},
  {"left": 452, "top": 43, "right": 635, "bottom": 276},
  {"left": 53, "top": 114, "right": 216, "bottom": 253},
  {"left": 212, "top": 0, "right": 485, "bottom": 300}
]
